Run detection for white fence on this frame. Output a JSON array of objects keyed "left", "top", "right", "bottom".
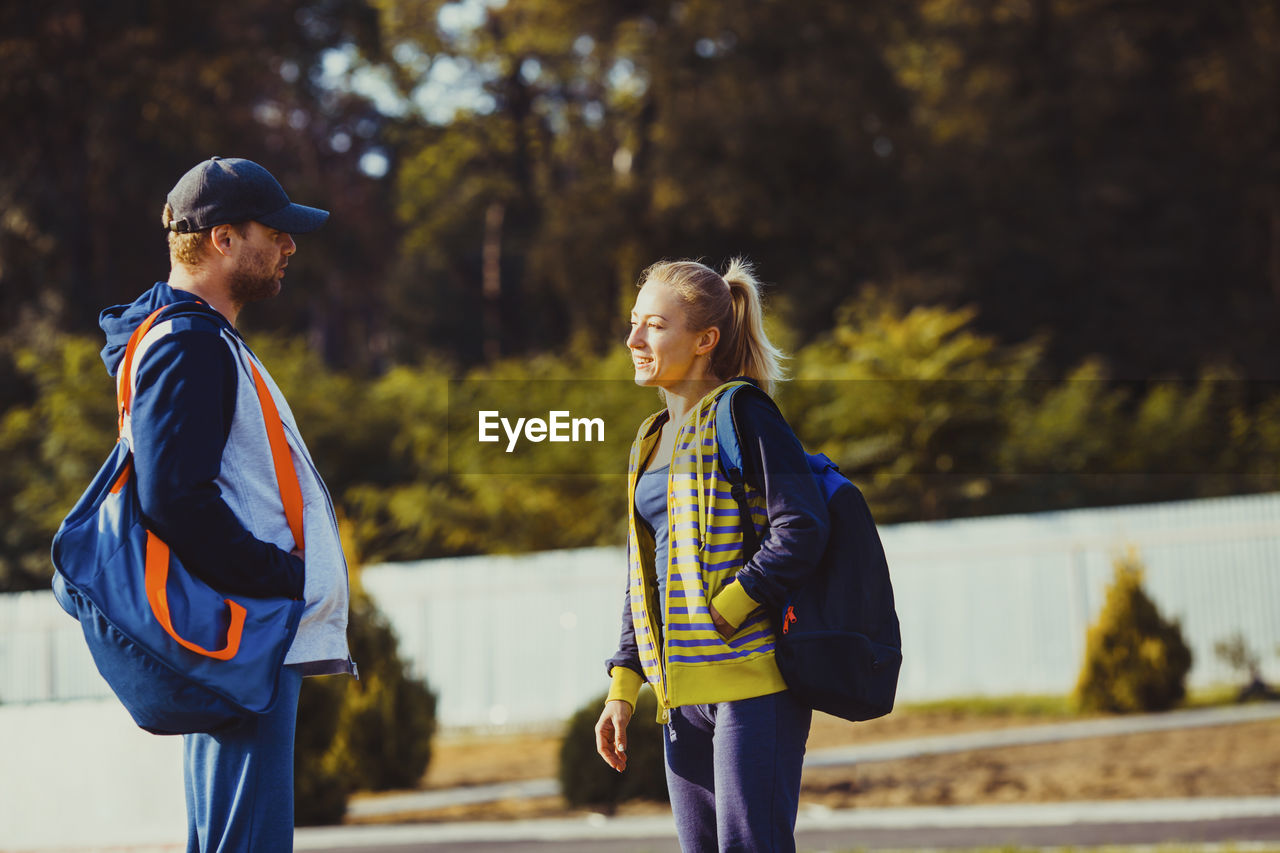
[{"left": 4, "top": 491, "right": 1279, "bottom": 729}]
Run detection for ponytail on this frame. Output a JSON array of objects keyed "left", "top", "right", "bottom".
[
  {"left": 637, "top": 256, "right": 786, "bottom": 394},
  {"left": 713, "top": 258, "right": 785, "bottom": 394}
]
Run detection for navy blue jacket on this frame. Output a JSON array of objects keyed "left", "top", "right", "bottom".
[{"left": 99, "top": 283, "right": 304, "bottom": 599}]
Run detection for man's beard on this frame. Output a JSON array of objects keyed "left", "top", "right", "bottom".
[{"left": 229, "top": 247, "right": 281, "bottom": 306}]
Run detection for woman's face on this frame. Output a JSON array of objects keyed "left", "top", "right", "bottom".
[{"left": 627, "top": 280, "right": 716, "bottom": 388}]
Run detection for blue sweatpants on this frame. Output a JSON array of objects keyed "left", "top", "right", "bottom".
[
  {"left": 663, "top": 690, "right": 812, "bottom": 853},
  {"left": 182, "top": 666, "right": 303, "bottom": 852}
]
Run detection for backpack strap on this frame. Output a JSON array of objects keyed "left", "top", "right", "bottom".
[{"left": 715, "top": 381, "right": 762, "bottom": 558}]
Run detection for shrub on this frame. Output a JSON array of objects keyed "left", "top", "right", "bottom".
[
  {"left": 326, "top": 592, "right": 438, "bottom": 792},
  {"left": 558, "top": 689, "right": 669, "bottom": 811},
  {"left": 294, "top": 571, "right": 437, "bottom": 825},
  {"left": 1214, "top": 631, "right": 1278, "bottom": 701},
  {"left": 294, "top": 674, "right": 351, "bottom": 826},
  {"left": 1074, "top": 552, "right": 1192, "bottom": 713}
]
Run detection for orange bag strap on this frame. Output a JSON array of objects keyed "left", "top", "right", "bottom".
[
  {"left": 145, "top": 531, "right": 246, "bottom": 660},
  {"left": 248, "top": 360, "right": 305, "bottom": 550},
  {"left": 120, "top": 302, "right": 304, "bottom": 661},
  {"left": 118, "top": 306, "right": 168, "bottom": 433}
]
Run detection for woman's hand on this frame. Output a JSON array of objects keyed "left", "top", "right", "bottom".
[
  {"left": 594, "top": 699, "right": 633, "bottom": 772},
  {"left": 709, "top": 602, "right": 735, "bottom": 639}
]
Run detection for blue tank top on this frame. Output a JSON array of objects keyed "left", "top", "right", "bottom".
[{"left": 635, "top": 463, "right": 670, "bottom": 622}]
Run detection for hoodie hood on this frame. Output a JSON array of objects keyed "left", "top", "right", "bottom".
[{"left": 99, "top": 283, "right": 223, "bottom": 376}]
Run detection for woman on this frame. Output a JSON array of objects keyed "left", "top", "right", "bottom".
[{"left": 596, "top": 258, "right": 830, "bottom": 852}]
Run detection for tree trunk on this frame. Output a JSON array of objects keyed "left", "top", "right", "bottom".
[{"left": 483, "top": 201, "right": 505, "bottom": 361}]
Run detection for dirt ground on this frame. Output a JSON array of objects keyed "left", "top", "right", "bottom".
[
  {"left": 350, "top": 707, "right": 1280, "bottom": 824},
  {"left": 420, "top": 707, "right": 1085, "bottom": 790},
  {"left": 803, "top": 719, "right": 1280, "bottom": 808}
]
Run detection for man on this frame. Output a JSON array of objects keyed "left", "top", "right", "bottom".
[{"left": 98, "top": 157, "right": 354, "bottom": 851}]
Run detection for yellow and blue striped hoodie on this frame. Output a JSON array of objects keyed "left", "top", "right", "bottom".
[{"left": 608, "top": 381, "right": 790, "bottom": 719}]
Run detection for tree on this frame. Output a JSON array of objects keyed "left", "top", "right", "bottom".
[
  {"left": 0, "top": 1, "right": 397, "bottom": 369},
  {"left": 1213, "top": 632, "right": 1278, "bottom": 702},
  {"left": 886, "top": 0, "right": 1280, "bottom": 380},
  {"left": 0, "top": 322, "right": 115, "bottom": 591},
  {"left": 1075, "top": 552, "right": 1193, "bottom": 713},
  {"left": 367, "top": 0, "right": 916, "bottom": 361},
  {"left": 788, "top": 290, "right": 1043, "bottom": 521}
]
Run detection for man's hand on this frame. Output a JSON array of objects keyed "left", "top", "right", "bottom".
[
  {"left": 594, "top": 700, "right": 633, "bottom": 772},
  {"left": 709, "top": 602, "right": 735, "bottom": 640}
]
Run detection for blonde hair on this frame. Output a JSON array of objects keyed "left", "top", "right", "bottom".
[
  {"left": 161, "top": 203, "right": 247, "bottom": 269},
  {"left": 638, "top": 257, "right": 786, "bottom": 394},
  {"left": 162, "top": 203, "right": 209, "bottom": 268}
]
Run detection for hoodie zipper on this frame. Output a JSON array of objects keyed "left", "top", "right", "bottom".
[
  {"left": 242, "top": 342, "right": 358, "bottom": 677},
  {"left": 280, "top": 411, "right": 358, "bottom": 677}
]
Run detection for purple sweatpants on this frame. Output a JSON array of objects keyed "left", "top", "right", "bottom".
[{"left": 663, "top": 690, "right": 812, "bottom": 853}]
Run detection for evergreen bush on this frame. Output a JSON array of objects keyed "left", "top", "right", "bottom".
[
  {"left": 558, "top": 689, "right": 668, "bottom": 811},
  {"left": 294, "top": 552, "right": 437, "bottom": 825},
  {"left": 327, "top": 592, "right": 438, "bottom": 792},
  {"left": 1074, "top": 552, "right": 1192, "bottom": 713},
  {"left": 294, "top": 674, "right": 351, "bottom": 826}
]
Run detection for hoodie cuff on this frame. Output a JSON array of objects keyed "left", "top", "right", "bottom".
[
  {"left": 606, "top": 666, "right": 645, "bottom": 710},
  {"left": 710, "top": 579, "right": 761, "bottom": 631}
]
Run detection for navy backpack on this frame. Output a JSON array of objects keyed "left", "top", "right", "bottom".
[{"left": 717, "top": 382, "right": 902, "bottom": 722}]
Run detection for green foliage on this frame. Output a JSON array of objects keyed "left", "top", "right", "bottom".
[
  {"left": 0, "top": 324, "right": 116, "bottom": 590},
  {"left": 898, "top": 694, "right": 1076, "bottom": 719},
  {"left": 1074, "top": 553, "right": 1193, "bottom": 713},
  {"left": 787, "top": 292, "right": 1043, "bottom": 520},
  {"left": 0, "top": 1, "right": 395, "bottom": 368},
  {"left": 296, "top": 521, "right": 436, "bottom": 825},
  {"left": 784, "top": 292, "right": 1280, "bottom": 524},
  {"left": 1214, "top": 632, "right": 1262, "bottom": 681},
  {"left": 295, "top": 560, "right": 438, "bottom": 825},
  {"left": 356, "top": 0, "right": 1280, "bottom": 381},
  {"left": 558, "top": 690, "right": 668, "bottom": 811},
  {"left": 293, "top": 667, "right": 352, "bottom": 826},
  {"left": 7, "top": 295, "right": 1280, "bottom": 590},
  {"left": 6, "top": 0, "right": 1280, "bottom": 380},
  {"left": 5, "top": 0, "right": 1280, "bottom": 588},
  {"left": 327, "top": 588, "right": 438, "bottom": 792},
  {"left": 260, "top": 330, "right": 655, "bottom": 565},
  {"left": 1212, "top": 632, "right": 1278, "bottom": 701}
]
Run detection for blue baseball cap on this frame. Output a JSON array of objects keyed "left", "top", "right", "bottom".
[{"left": 165, "top": 156, "right": 329, "bottom": 234}]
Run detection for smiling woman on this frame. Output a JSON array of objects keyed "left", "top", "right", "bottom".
[
  {"left": 600, "top": 257, "right": 831, "bottom": 853},
  {"left": 627, "top": 280, "right": 710, "bottom": 389},
  {"left": 628, "top": 259, "right": 786, "bottom": 396}
]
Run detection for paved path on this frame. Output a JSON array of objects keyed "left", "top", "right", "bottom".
[
  {"left": 347, "top": 701, "right": 1280, "bottom": 819},
  {"left": 11, "top": 703, "right": 1275, "bottom": 851},
  {"left": 299, "top": 797, "right": 1280, "bottom": 852}
]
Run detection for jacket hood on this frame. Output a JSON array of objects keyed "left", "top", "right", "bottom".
[{"left": 99, "top": 283, "right": 221, "bottom": 376}]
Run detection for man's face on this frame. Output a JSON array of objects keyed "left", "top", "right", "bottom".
[{"left": 228, "top": 222, "right": 296, "bottom": 306}]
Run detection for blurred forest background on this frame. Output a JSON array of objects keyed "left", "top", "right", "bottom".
[{"left": 3, "top": 0, "right": 1280, "bottom": 592}]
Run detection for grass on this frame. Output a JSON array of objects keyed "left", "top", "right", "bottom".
[
  {"left": 892, "top": 683, "right": 1253, "bottom": 720},
  {"left": 1181, "top": 684, "right": 1249, "bottom": 709},
  {"left": 896, "top": 693, "right": 1077, "bottom": 718}
]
